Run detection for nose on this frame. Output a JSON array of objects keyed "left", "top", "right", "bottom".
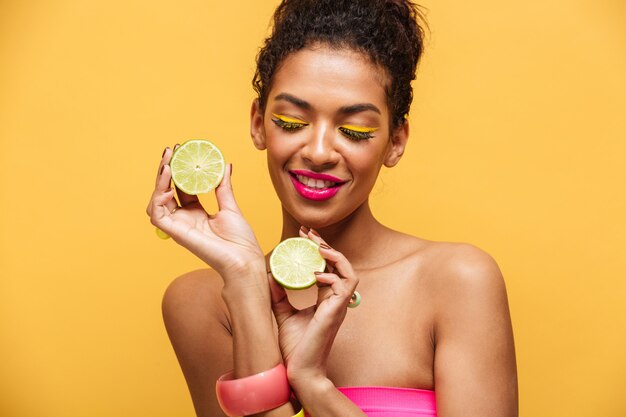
[{"left": 300, "top": 123, "right": 340, "bottom": 169}]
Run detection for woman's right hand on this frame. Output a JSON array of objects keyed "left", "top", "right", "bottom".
[
  {"left": 269, "top": 228, "right": 360, "bottom": 390},
  {"left": 146, "top": 146, "right": 265, "bottom": 279}
]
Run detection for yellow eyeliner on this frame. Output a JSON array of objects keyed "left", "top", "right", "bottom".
[
  {"left": 340, "top": 125, "right": 379, "bottom": 133},
  {"left": 271, "top": 113, "right": 308, "bottom": 125}
]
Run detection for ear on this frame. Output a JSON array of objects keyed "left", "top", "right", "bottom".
[
  {"left": 250, "top": 99, "right": 267, "bottom": 150},
  {"left": 383, "top": 118, "right": 409, "bottom": 167}
]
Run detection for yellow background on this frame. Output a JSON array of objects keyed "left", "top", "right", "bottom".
[{"left": 1, "top": 1, "right": 625, "bottom": 416}]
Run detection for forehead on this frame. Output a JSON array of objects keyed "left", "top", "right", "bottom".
[{"left": 268, "top": 45, "right": 389, "bottom": 115}]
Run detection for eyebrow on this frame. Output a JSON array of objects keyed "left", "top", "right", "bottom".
[
  {"left": 338, "top": 103, "right": 381, "bottom": 115},
  {"left": 274, "top": 93, "right": 312, "bottom": 110},
  {"left": 273, "top": 93, "right": 381, "bottom": 115}
]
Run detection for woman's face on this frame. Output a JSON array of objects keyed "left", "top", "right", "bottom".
[{"left": 251, "top": 44, "right": 408, "bottom": 229}]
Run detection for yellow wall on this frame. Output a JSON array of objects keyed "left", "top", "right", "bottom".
[{"left": 1, "top": 1, "right": 624, "bottom": 416}]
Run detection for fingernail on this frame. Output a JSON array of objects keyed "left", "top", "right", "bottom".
[
  {"left": 310, "top": 229, "right": 321, "bottom": 238},
  {"left": 314, "top": 271, "right": 324, "bottom": 275},
  {"left": 174, "top": 143, "right": 180, "bottom": 150},
  {"left": 319, "top": 243, "right": 331, "bottom": 250},
  {"left": 230, "top": 163, "right": 233, "bottom": 177},
  {"left": 159, "top": 165, "right": 165, "bottom": 175},
  {"left": 300, "top": 226, "right": 310, "bottom": 234},
  {"left": 162, "top": 147, "right": 169, "bottom": 157}
]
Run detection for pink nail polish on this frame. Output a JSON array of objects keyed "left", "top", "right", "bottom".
[
  {"left": 162, "top": 147, "right": 169, "bottom": 157},
  {"left": 319, "top": 243, "right": 331, "bottom": 250},
  {"left": 159, "top": 165, "right": 165, "bottom": 175}
]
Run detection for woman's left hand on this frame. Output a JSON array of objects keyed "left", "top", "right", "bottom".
[
  {"left": 147, "top": 145, "right": 266, "bottom": 280},
  {"left": 268, "top": 228, "right": 359, "bottom": 390}
]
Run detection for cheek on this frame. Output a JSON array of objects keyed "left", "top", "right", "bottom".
[
  {"left": 265, "top": 135, "right": 298, "bottom": 168},
  {"left": 342, "top": 142, "right": 387, "bottom": 176},
  {"left": 353, "top": 159, "right": 379, "bottom": 182}
]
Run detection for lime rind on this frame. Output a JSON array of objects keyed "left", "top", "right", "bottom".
[
  {"left": 155, "top": 227, "right": 170, "bottom": 239},
  {"left": 170, "top": 139, "right": 225, "bottom": 195},
  {"left": 269, "top": 237, "right": 326, "bottom": 290}
]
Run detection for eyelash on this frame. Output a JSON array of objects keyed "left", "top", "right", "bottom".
[
  {"left": 271, "top": 117, "right": 308, "bottom": 131},
  {"left": 338, "top": 127, "right": 375, "bottom": 141},
  {"left": 271, "top": 118, "right": 375, "bottom": 141}
]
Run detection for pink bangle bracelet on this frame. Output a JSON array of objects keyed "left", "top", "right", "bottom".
[{"left": 216, "top": 363, "right": 291, "bottom": 416}]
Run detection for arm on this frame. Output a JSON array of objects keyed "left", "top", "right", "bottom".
[
  {"left": 433, "top": 245, "right": 518, "bottom": 417},
  {"left": 269, "top": 229, "right": 367, "bottom": 417},
  {"left": 221, "top": 267, "right": 300, "bottom": 416},
  {"left": 149, "top": 147, "right": 296, "bottom": 416},
  {"left": 221, "top": 263, "right": 299, "bottom": 416}
]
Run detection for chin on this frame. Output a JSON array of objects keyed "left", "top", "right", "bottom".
[
  {"left": 284, "top": 201, "right": 357, "bottom": 231},
  {"left": 286, "top": 208, "right": 332, "bottom": 230}
]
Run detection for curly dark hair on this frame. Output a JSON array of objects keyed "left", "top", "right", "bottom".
[{"left": 253, "top": 0, "right": 427, "bottom": 129}]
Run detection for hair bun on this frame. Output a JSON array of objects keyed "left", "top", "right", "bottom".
[{"left": 253, "top": 0, "right": 428, "bottom": 128}]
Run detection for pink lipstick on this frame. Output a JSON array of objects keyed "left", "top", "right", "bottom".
[{"left": 289, "top": 170, "right": 347, "bottom": 201}]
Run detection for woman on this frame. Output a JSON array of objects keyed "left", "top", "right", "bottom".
[{"left": 147, "top": 0, "right": 518, "bottom": 416}]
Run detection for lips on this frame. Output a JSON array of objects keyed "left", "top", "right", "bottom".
[
  {"left": 289, "top": 169, "right": 347, "bottom": 201},
  {"left": 294, "top": 174, "right": 337, "bottom": 189}
]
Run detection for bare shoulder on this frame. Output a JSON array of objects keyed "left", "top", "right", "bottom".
[
  {"left": 162, "top": 268, "right": 229, "bottom": 330},
  {"left": 160, "top": 269, "right": 236, "bottom": 416},
  {"left": 402, "top": 239, "right": 512, "bottom": 335},
  {"left": 418, "top": 240, "right": 506, "bottom": 298},
  {"left": 414, "top": 241, "right": 518, "bottom": 414},
  {"left": 163, "top": 268, "right": 224, "bottom": 306},
  {"left": 164, "top": 268, "right": 224, "bottom": 298},
  {"left": 387, "top": 234, "right": 504, "bottom": 289}
]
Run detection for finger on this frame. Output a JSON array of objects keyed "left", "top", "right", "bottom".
[
  {"left": 315, "top": 272, "right": 356, "bottom": 297},
  {"left": 157, "top": 163, "right": 179, "bottom": 214},
  {"left": 267, "top": 272, "right": 297, "bottom": 326},
  {"left": 307, "top": 229, "right": 356, "bottom": 283},
  {"left": 318, "top": 245, "right": 357, "bottom": 286},
  {"left": 215, "top": 164, "right": 242, "bottom": 214},
  {"left": 314, "top": 276, "right": 334, "bottom": 307},
  {"left": 155, "top": 146, "right": 172, "bottom": 188},
  {"left": 175, "top": 185, "right": 199, "bottom": 207},
  {"left": 150, "top": 187, "right": 177, "bottom": 225},
  {"left": 147, "top": 147, "right": 177, "bottom": 217},
  {"left": 297, "top": 227, "right": 334, "bottom": 273},
  {"left": 314, "top": 272, "right": 356, "bottom": 313}
]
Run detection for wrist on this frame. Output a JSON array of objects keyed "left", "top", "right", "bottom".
[
  {"left": 218, "top": 255, "right": 265, "bottom": 279},
  {"left": 289, "top": 372, "right": 334, "bottom": 400},
  {"left": 290, "top": 376, "right": 367, "bottom": 417},
  {"left": 221, "top": 260, "right": 270, "bottom": 304},
  {"left": 291, "top": 377, "right": 336, "bottom": 415}
]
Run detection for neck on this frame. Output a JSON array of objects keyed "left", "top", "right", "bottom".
[{"left": 280, "top": 200, "right": 391, "bottom": 270}]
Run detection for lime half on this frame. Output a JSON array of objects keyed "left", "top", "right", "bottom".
[
  {"left": 269, "top": 237, "right": 326, "bottom": 290},
  {"left": 170, "top": 139, "right": 225, "bottom": 195}
]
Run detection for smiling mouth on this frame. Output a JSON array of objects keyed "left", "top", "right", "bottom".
[
  {"left": 288, "top": 170, "right": 347, "bottom": 201},
  {"left": 292, "top": 173, "right": 341, "bottom": 189}
]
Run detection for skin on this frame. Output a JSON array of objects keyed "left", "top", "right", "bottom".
[{"left": 147, "top": 45, "right": 518, "bottom": 416}]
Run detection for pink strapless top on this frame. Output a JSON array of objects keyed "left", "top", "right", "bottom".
[{"left": 305, "top": 386, "right": 437, "bottom": 417}]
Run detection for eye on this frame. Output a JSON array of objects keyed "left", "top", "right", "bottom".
[
  {"left": 271, "top": 113, "right": 308, "bottom": 132},
  {"left": 338, "top": 126, "right": 377, "bottom": 141}
]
